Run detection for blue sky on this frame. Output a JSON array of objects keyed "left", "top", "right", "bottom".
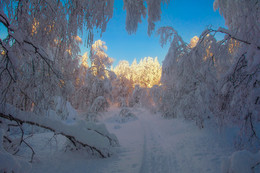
[
  {"left": 88, "top": 0, "right": 226, "bottom": 66},
  {"left": 0, "top": 0, "right": 226, "bottom": 66}
]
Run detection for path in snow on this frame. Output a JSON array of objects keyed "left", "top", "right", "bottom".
[
  {"left": 139, "top": 113, "right": 178, "bottom": 173},
  {"left": 30, "top": 108, "right": 235, "bottom": 173},
  {"left": 103, "top": 108, "right": 234, "bottom": 173}
]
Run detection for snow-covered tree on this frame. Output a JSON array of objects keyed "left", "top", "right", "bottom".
[
  {"left": 123, "top": 0, "right": 169, "bottom": 35},
  {"left": 113, "top": 57, "right": 162, "bottom": 89},
  {"left": 111, "top": 57, "right": 162, "bottom": 107},
  {"left": 157, "top": 0, "right": 260, "bottom": 149},
  {"left": 0, "top": 0, "right": 170, "bottom": 165},
  {"left": 89, "top": 40, "right": 114, "bottom": 80},
  {"left": 213, "top": 0, "right": 260, "bottom": 150},
  {"left": 69, "top": 40, "right": 115, "bottom": 122},
  {"left": 111, "top": 60, "right": 133, "bottom": 107}
]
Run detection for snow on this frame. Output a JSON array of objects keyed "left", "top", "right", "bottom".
[
  {"left": 2, "top": 107, "right": 250, "bottom": 173},
  {"left": 0, "top": 104, "right": 118, "bottom": 158},
  {"left": 1, "top": 0, "right": 259, "bottom": 172},
  {"left": 222, "top": 150, "right": 260, "bottom": 173},
  {"left": 0, "top": 129, "right": 31, "bottom": 173}
]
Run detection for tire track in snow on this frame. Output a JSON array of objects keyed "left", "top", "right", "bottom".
[{"left": 139, "top": 112, "right": 178, "bottom": 173}]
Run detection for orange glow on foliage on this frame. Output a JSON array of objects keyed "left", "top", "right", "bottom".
[
  {"left": 204, "top": 45, "right": 213, "bottom": 61},
  {"left": 228, "top": 39, "right": 240, "bottom": 54},
  {"left": 58, "top": 79, "right": 65, "bottom": 88},
  {"left": 32, "top": 18, "right": 39, "bottom": 35},
  {"left": 1, "top": 50, "right": 5, "bottom": 56},
  {"left": 112, "top": 57, "right": 162, "bottom": 88},
  {"left": 189, "top": 36, "right": 199, "bottom": 48}
]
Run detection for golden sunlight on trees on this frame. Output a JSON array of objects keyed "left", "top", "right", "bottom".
[
  {"left": 74, "top": 36, "right": 83, "bottom": 44},
  {"left": 31, "top": 18, "right": 56, "bottom": 36},
  {"left": 113, "top": 57, "right": 162, "bottom": 88},
  {"left": 31, "top": 18, "right": 39, "bottom": 35},
  {"left": 75, "top": 52, "right": 89, "bottom": 87},
  {"left": 90, "top": 40, "right": 114, "bottom": 79},
  {"left": 0, "top": 50, "right": 5, "bottom": 56},
  {"left": 204, "top": 45, "right": 214, "bottom": 61},
  {"left": 228, "top": 38, "right": 240, "bottom": 54},
  {"left": 188, "top": 36, "right": 199, "bottom": 48},
  {"left": 81, "top": 52, "right": 89, "bottom": 69}
]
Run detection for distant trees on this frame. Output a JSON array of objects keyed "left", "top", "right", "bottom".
[
  {"left": 113, "top": 57, "right": 162, "bottom": 88},
  {"left": 70, "top": 40, "right": 115, "bottom": 119},
  {"left": 112, "top": 57, "right": 162, "bottom": 107},
  {"left": 111, "top": 60, "right": 133, "bottom": 107}
]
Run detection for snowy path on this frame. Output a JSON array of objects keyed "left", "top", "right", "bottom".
[
  {"left": 30, "top": 108, "right": 235, "bottom": 173},
  {"left": 139, "top": 114, "right": 178, "bottom": 173},
  {"left": 103, "top": 108, "right": 234, "bottom": 173}
]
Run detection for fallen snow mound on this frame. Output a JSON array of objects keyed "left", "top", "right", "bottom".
[
  {"left": 117, "top": 108, "right": 138, "bottom": 123},
  {"left": 0, "top": 130, "right": 31, "bottom": 173},
  {"left": 105, "top": 107, "right": 138, "bottom": 124},
  {"left": 0, "top": 103, "right": 119, "bottom": 171},
  {"left": 222, "top": 150, "right": 260, "bottom": 173}
]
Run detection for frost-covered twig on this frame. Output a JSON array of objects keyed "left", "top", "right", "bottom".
[{"left": 208, "top": 28, "right": 260, "bottom": 50}]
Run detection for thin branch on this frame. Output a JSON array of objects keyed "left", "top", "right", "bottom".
[
  {"left": 23, "top": 40, "right": 60, "bottom": 78},
  {"left": 245, "top": 113, "right": 259, "bottom": 140},
  {"left": 0, "top": 113, "right": 108, "bottom": 158},
  {"left": 0, "top": 12, "right": 10, "bottom": 28},
  {"left": 208, "top": 28, "right": 260, "bottom": 50},
  {"left": 252, "top": 162, "right": 260, "bottom": 173},
  {"left": 3, "top": 136, "right": 12, "bottom": 143},
  {"left": 10, "top": 118, "right": 36, "bottom": 162},
  {"left": 22, "top": 138, "right": 35, "bottom": 163}
]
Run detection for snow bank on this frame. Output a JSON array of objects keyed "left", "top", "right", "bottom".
[
  {"left": 0, "top": 130, "right": 31, "bottom": 173},
  {"left": 50, "top": 96, "right": 78, "bottom": 122},
  {"left": 106, "top": 107, "right": 138, "bottom": 124},
  {"left": 0, "top": 104, "right": 119, "bottom": 158},
  {"left": 222, "top": 150, "right": 260, "bottom": 173}
]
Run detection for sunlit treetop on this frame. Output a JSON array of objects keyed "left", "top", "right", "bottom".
[
  {"left": 112, "top": 57, "right": 162, "bottom": 88},
  {"left": 188, "top": 36, "right": 199, "bottom": 49}
]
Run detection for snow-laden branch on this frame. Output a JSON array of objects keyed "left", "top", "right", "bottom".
[
  {"left": 0, "top": 11, "right": 60, "bottom": 77},
  {"left": 157, "top": 26, "right": 187, "bottom": 48},
  {"left": 208, "top": 28, "right": 260, "bottom": 50},
  {"left": 0, "top": 104, "right": 119, "bottom": 159},
  {"left": 0, "top": 11, "right": 10, "bottom": 29}
]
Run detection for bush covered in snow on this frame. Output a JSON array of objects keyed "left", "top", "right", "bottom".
[{"left": 116, "top": 107, "right": 137, "bottom": 123}]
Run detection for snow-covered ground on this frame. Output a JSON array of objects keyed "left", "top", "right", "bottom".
[{"left": 4, "top": 107, "right": 259, "bottom": 173}]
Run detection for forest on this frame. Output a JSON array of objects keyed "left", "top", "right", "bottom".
[{"left": 0, "top": 0, "right": 259, "bottom": 172}]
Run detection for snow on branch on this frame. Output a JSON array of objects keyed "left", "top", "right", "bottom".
[
  {"left": 124, "top": 0, "right": 168, "bottom": 35},
  {"left": 0, "top": 11, "right": 60, "bottom": 77},
  {"left": 157, "top": 26, "right": 186, "bottom": 47},
  {"left": 0, "top": 11, "right": 10, "bottom": 28},
  {"left": 0, "top": 104, "right": 119, "bottom": 159},
  {"left": 207, "top": 27, "right": 260, "bottom": 50}
]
